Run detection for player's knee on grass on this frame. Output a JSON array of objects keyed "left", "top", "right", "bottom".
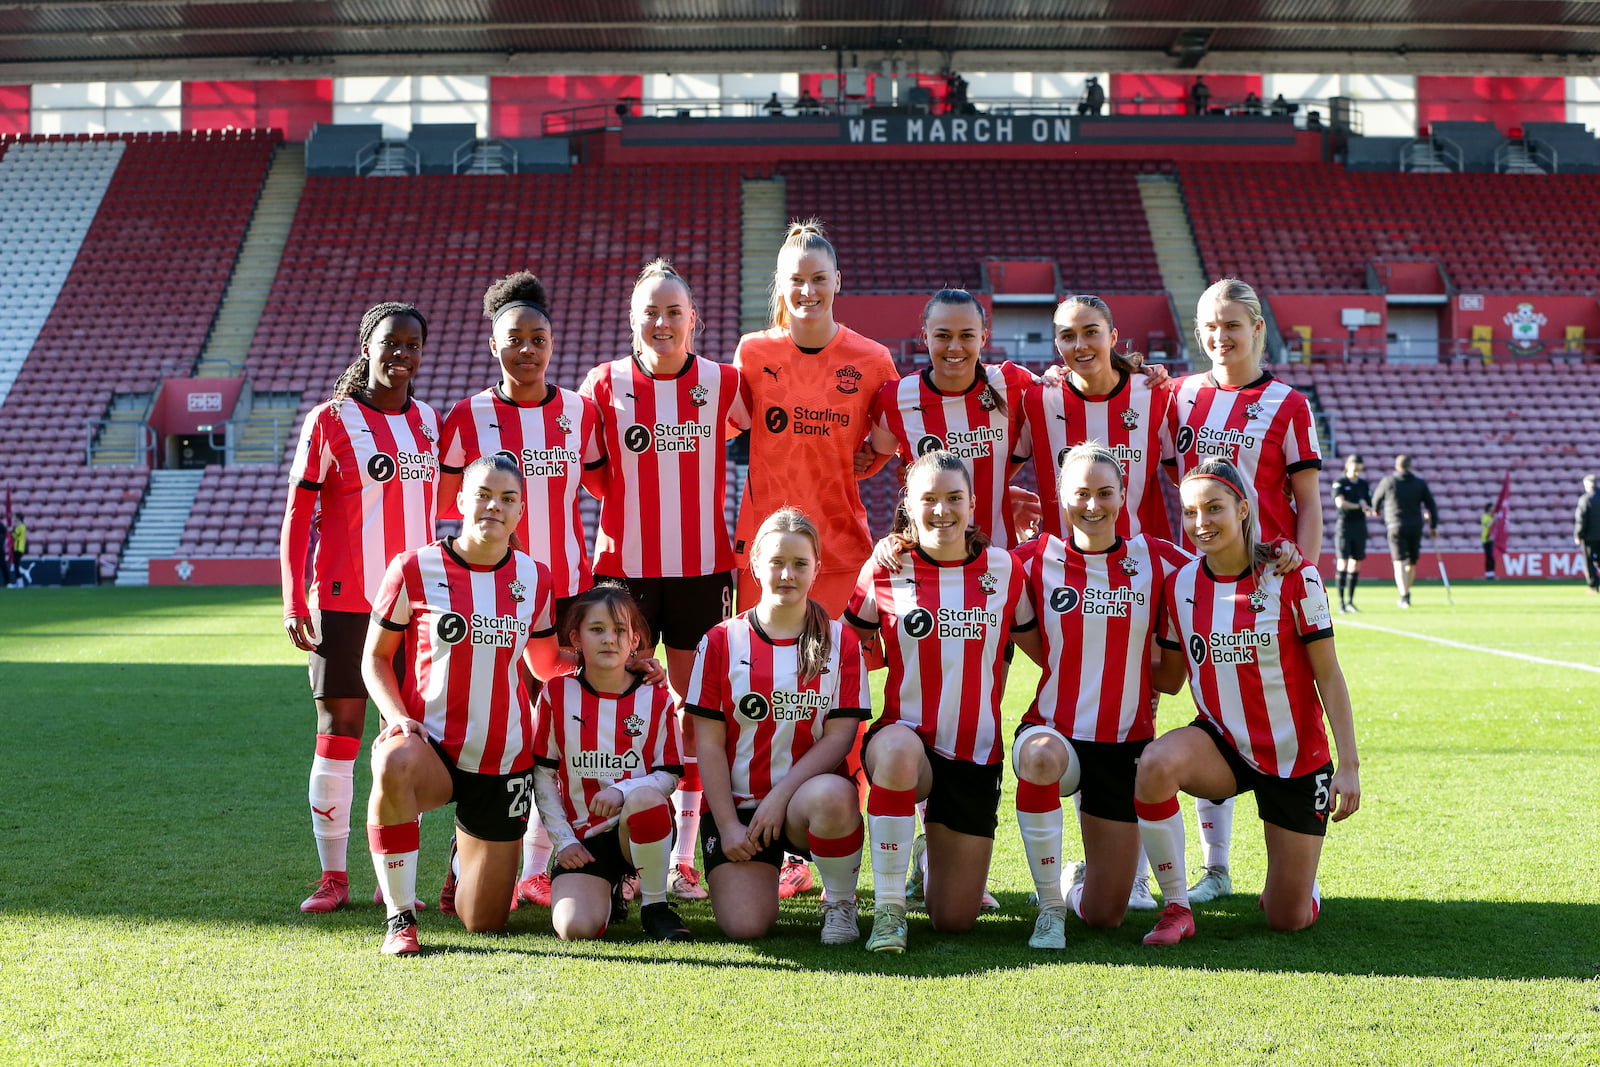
[
  {"left": 1013, "top": 729, "right": 1075, "bottom": 792},
  {"left": 865, "top": 724, "right": 922, "bottom": 790}
]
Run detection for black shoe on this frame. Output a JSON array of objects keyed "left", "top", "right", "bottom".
[
  {"left": 610, "top": 880, "right": 628, "bottom": 925},
  {"left": 640, "top": 901, "right": 693, "bottom": 942}
]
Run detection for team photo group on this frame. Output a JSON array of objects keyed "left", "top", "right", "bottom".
[{"left": 280, "top": 218, "right": 1360, "bottom": 959}]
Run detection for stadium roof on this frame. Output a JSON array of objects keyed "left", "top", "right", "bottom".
[{"left": 3, "top": 1, "right": 1599, "bottom": 79}]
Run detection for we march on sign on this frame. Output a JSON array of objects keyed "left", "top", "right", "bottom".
[{"left": 846, "top": 115, "right": 1073, "bottom": 145}]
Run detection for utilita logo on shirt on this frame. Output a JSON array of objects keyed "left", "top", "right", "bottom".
[{"left": 571, "top": 749, "right": 643, "bottom": 778}]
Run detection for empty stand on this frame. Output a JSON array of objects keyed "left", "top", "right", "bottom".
[
  {"left": 779, "top": 159, "right": 1166, "bottom": 293},
  {"left": 1181, "top": 163, "right": 1600, "bottom": 294},
  {"left": 0, "top": 138, "right": 125, "bottom": 406},
  {"left": 1279, "top": 362, "right": 1600, "bottom": 553}
]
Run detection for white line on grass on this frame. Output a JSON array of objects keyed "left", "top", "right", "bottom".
[{"left": 1339, "top": 619, "right": 1600, "bottom": 674}]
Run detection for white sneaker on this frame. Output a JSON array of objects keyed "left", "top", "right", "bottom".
[
  {"left": 1028, "top": 905, "right": 1067, "bottom": 949},
  {"left": 1186, "top": 864, "right": 1233, "bottom": 903},
  {"left": 1127, "top": 872, "right": 1159, "bottom": 910},
  {"left": 819, "top": 898, "right": 860, "bottom": 944}
]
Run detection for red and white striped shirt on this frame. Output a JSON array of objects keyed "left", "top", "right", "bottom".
[
  {"left": 684, "top": 614, "right": 871, "bottom": 808},
  {"left": 1019, "top": 533, "right": 1190, "bottom": 743},
  {"left": 531, "top": 675, "right": 681, "bottom": 841},
  {"left": 1164, "top": 372, "right": 1322, "bottom": 546},
  {"left": 290, "top": 395, "right": 440, "bottom": 611},
  {"left": 440, "top": 385, "right": 602, "bottom": 598},
  {"left": 845, "top": 545, "right": 1031, "bottom": 765},
  {"left": 871, "top": 362, "right": 1036, "bottom": 548},
  {"left": 1015, "top": 371, "right": 1175, "bottom": 541},
  {"left": 371, "top": 541, "right": 555, "bottom": 775},
  {"left": 580, "top": 355, "right": 751, "bottom": 578},
  {"left": 1158, "top": 558, "right": 1334, "bottom": 777}
]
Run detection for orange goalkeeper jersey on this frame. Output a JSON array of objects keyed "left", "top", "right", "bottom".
[{"left": 733, "top": 325, "right": 898, "bottom": 574}]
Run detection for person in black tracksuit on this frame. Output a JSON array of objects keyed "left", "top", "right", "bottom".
[
  {"left": 1331, "top": 454, "right": 1376, "bottom": 612},
  {"left": 1371, "top": 454, "right": 1437, "bottom": 608},
  {"left": 1576, "top": 474, "right": 1600, "bottom": 593}
]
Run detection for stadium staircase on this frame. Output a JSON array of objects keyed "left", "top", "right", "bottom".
[
  {"left": 195, "top": 144, "right": 307, "bottom": 377},
  {"left": 739, "top": 176, "right": 788, "bottom": 331},
  {"left": 90, "top": 393, "right": 156, "bottom": 466},
  {"left": 1137, "top": 172, "right": 1209, "bottom": 358},
  {"left": 0, "top": 138, "right": 125, "bottom": 407},
  {"left": 226, "top": 390, "right": 302, "bottom": 466},
  {"left": 115, "top": 469, "right": 205, "bottom": 586}
]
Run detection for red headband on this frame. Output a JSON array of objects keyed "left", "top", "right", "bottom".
[{"left": 1190, "top": 465, "right": 1249, "bottom": 503}]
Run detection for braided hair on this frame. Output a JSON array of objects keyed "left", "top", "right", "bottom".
[{"left": 330, "top": 302, "right": 428, "bottom": 403}]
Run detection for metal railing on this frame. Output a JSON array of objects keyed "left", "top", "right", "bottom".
[
  {"left": 1495, "top": 136, "right": 1558, "bottom": 174},
  {"left": 1401, "top": 135, "right": 1464, "bottom": 173},
  {"left": 1280, "top": 335, "right": 1598, "bottom": 363},
  {"left": 84, "top": 418, "right": 157, "bottom": 466},
  {"left": 355, "top": 140, "right": 419, "bottom": 176},
  {"left": 452, "top": 138, "right": 517, "bottom": 175}
]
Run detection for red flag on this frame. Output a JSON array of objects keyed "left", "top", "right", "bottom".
[{"left": 1490, "top": 466, "right": 1513, "bottom": 549}]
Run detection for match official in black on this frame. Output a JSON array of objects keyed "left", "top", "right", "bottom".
[{"left": 1372, "top": 454, "right": 1437, "bottom": 608}]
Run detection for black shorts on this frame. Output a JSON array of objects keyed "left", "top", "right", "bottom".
[
  {"left": 1387, "top": 525, "right": 1422, "bottom": 565},
  {"left": 307, "top": 607, "right": 380, "bottom": 700},
  {"left": 923, "top": 747, "right": 1004, "bottom": 839},
  {"left": 427, "top": 738, "right": 534, "bottom": 842},
  {"left": 591, "top": 571, "right": 733, "bottom": 651},
  {"left": 548, "top": 823, "right": 639, "bottom": 887},
  {"left": 1335, "top": 520, "right": 1367, "bottom": 561},
  {"left": 1012, "top": 725, "right": 1147, "bottom": 824},
  {"left": 1193, "top": 718, "right": 1333, "bottom": 837},
  {"left": 699, "top": 805, "right": 811, "bottom": 876}
]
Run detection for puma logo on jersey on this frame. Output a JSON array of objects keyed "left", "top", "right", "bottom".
[
  {"left": 311, "top": 805, "right": 337, "bottom": 821},
  {"left": 624, "top": 392, "right": 638, "bottom": 400},
  {"left": 762, "top": 367, "right": 781, "bottom": 381},
  {"left": 436, "top": 581, "right": 452, "bottom": 590},
  {"left": 571, "top": 715, "right": 588, "bottom": 724},
  {"left": 486, "top": 423, "right": 501, "bottom": 430}
]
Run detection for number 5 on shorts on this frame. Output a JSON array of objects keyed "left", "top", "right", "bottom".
[{"left": 1313, "top": 772, "right": 1332, "bottom": 814}]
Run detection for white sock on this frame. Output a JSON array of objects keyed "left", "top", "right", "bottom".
[
  {"left": 1016, "top": 780, "right": 1066, "bottom": 910},
  {"left": 1197, "top": 796, "right": 1234, "bottom": 869},
  {"left": 1137, "top": 799, "right": 1189, "bottom": 909},
  {"left": 309, "top": 748, "right": 355, "bottom": 873},
  {"left": 867, "top": 813, "right": 916, "bottom": 908},
  {"left": 672, "top": 785, "right": 702, "bottom": 868},
  {"left": 808, "top": 829, "right": 864, "bottom": 904},
  {"left": 521, "top": 818, "right": 552, "bottom": 880},
  {"left": 625, "top": 805, "right": 675, "bottom": 907},
  {"left": 1134, "top": 842, "right": 1150, "bottom": 880},
  {"left": 368, "top": 822, "right": 420, "bottom": 921},
  {"left": 1066, "top": 880, "right": 1085, "bottom": 919}
]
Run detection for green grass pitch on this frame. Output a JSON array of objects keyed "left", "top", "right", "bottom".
[{"left": 2, "top": 581, "right": 1597, "bottom": 1065}]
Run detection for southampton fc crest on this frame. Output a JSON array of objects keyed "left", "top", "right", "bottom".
[
  {"left": 508, "top": 578, "right": 527, "bottom": 603},
  {"left": 979, "top": 571, "right": 999, "bottom": 595},
  {"left": 688, "top": 384, "right": 709, "bottom": 407},
  {"left": 555, "top": 414, "right": 573, "bottom": 434},
  {"left": 978, "top": 387, "right": 998, "bottom": 411},
  {"left": 1247, "top": 587, "right": 1268, "bottom": 613},
  {"left": 1120, "top": 408, "right": 1139, "bottom": 430},
  {"left": 420, "top": 422, "right": 436, "bottom": 442},
  {"left": 623, "top": 714, "right": 645, "bottom": 738},
  {"left": 1119, "top": 556, "right": 1139, "bottom": 576},
  {"left": 1243, "top": 402, "right": 1264, "bottom": 422}
]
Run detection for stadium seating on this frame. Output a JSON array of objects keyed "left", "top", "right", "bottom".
[
  {"left": 6, "top": 467, "right": 149, "bottom": 578},
  {"left": 1181, "top": 163, "right": 1600, "bottom": 293},
  {"left": 780, "top": 159, "right": 1166, "bottom": 293},
  {"left": 1279, "top": 362, "right": 1600, "bottom": 553},
  {"left": 0, "top": 138, "right": 124, "bottom": 407}
]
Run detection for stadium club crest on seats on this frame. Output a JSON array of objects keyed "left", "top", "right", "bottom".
[
  {"left": 835, "top": 365, "right": 862, "bottom": 394},
  {"left": 1504, "top": 302, "right": 1548, "bottom": 354},
  {"left": 688, "top": 384, "right": 709, "bottom": 407},
  {"left": 1120, "top": 407, "right": 1139, "bottom": 430},
  {"left": 176, "top": 560, "right": 194, "bottom": 582}
]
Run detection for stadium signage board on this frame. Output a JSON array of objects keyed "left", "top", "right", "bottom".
[{"left": 844, "top": 115, "right": 1072, "bottom": 145}]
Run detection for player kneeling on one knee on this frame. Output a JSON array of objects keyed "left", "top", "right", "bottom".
[
  {"left": 364, "top": 454, "right": 570, "bottom": 955},
  {"left": 848, "top": 450, "right": 1029, "bottom": 952},
  {"left": 1134, "top": 459, "right": 1360, "bottom": 946}
]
